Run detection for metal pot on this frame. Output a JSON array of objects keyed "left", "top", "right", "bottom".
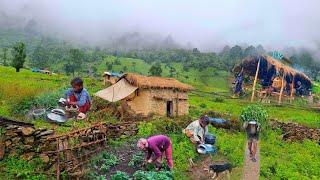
[
  {"left": 46, "top": 109, "right": 68, "bottom": 123},
  {"left": 32, "top": 109, "right": 46, "bottom": 120}
]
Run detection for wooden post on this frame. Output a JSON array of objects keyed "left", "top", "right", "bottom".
[
  {"left": 290, "top": 76, "right": 295, "bottom": 101},
  {"left": 176, "top": 92, "right": 179, "bottom": 116},
  {"left": 278, "top": 73, "right": 285, "bottom": 104},
  {"left": 251, "top": 59, "right": 261, "bottom": 102}
]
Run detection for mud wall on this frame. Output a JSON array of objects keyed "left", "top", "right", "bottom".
[{"left": 126, "top": 88, "right": 189, "bottom": 116}]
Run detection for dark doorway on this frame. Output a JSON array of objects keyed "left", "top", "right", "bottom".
[{"left": 166, "top": 101, "right": 173, "bottom": 117}]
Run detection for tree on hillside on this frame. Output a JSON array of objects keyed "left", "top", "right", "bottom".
[
  {"left": 192, "top": 48, "right": 200, "bottom": 54},
  {"left": 256, "top": 45, "right": 266, "bottom": 54},
  {"left": 149, "top": 63, "right": 162, "bottom": 76},
  {"left": 220, "top": 45, "right": 231, "bottom": 56},
  {"left": 11, "top": 42, "right": 26, "bottom": 72},
  {"left": 230, "top": 45, "right": 243, "bottom": 59},
  {"left": 2, "top": 48, "right": 8, "bottom": 66},
  {"left": 243, "top": 45, "right": 258, "bottom": 57},
  {"left": 290, "top": 51, "right": 320, "bottom": 81},
  {"left": 169, "top": 66, "right": 176, "bottom": 77},
  {"left": 64, "top": 48, "right": 84, "bottom": 76},
  {"left": 31, "top": 44, "right": 50, "bottom": 69}
]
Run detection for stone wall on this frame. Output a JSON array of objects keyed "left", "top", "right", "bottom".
[
  {"left": 0, "top": 124, "right": 54, "bottom": 162},
  {"left": 0, "top": 122, "right": 138, "bottom": 165}
]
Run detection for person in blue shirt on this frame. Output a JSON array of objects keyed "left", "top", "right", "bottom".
[{"left": 65, "top": 77, "right": 91, "bottom": 114}]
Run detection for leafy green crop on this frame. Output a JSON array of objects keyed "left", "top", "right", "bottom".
[
  {"left": 90, "top": 151, "right": 119, "bottom": 174},
  {"left": 128, "top": 151, "right": 144, "bottom": 168},
  {"left": 110, "top": 171, "right": 131, "bottom": 180},
  {"left": 0, "top": 157, "right": 48, "bottom": 179},
  {"left": 133, "top": 170, "right": 173, "bottom": 180},
  {"left": 240, "top": 104, "right": 268, "bottom": 128}
]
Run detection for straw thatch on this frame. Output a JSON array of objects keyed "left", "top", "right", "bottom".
[
  {"left": 120, "top": 73, "right": 194, "bottom": 92},
  {"left": 234, "top": 55, "right": 312, "bottom": 89}
]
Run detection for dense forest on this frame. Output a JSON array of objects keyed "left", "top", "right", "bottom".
[{"left": 1, "top": 27, "right": 320, "bottom": 81}]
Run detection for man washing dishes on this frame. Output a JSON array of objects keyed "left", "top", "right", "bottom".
[
  {"left": 137, "top": 135, "right": 173, "bottom": 171},
  {"left": 64, "top": 77, "right": 91, "bottom": 119},
  {"left": 183, "top": 115, "right": 210, "bottom": 144}
]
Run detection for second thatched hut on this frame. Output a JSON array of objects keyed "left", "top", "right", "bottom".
[{"left": 233, "top": 55, "right": 312, "bottom": 99}]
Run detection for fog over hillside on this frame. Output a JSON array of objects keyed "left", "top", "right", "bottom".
[{"left": 1, "top": 0, "right": 320, "bottom": 53}]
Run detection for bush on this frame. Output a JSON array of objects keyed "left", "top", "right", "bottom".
[
  {"left": 133, "top": 170, "right": 173, "bottom": 180},
  {"left": 200, "top": 103, "right": 207, "bottom": 108},
  {"left": 240, "top": 105, "right": 268, "bottom": 128},
  {"left": 110, "top": 171, "right": 130, "bottom": 180},
  {"left": 213, "top": 97, "right": 224, "bottom": 103}
]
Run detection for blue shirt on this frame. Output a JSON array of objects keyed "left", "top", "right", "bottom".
[{"left": 65, "top": 88, "right": 91, "bottom": 106}]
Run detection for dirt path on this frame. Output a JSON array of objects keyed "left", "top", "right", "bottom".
[{"left": 242, "top": 141, "right": 260, "bottom": 180}]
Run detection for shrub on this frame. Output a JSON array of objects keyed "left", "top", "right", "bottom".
[
  {"left": 240, "top": 105, "right": 268, "bottom": 128},
  {"left": 110, "top": 171, "right": 130, "bottom": 180},
  {"left": 213, "top": 97, "right": 225, "bottom": 103},
  {"left": 133, "top": 170, "right": 173, "bottom": 180},
  {"left": 200, "top": 103, "right": 207, "bottom": 108}
]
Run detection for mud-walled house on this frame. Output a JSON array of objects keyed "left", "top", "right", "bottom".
[{"left": 95, "top": 73, "right": 194, "bottom": 117}]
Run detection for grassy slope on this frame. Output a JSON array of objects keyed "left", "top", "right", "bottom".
[{"left": 1, "top": 56, "right": 320, "bottom": 179}]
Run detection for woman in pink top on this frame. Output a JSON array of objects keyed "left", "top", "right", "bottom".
[{"left": 137, "top": 135, "right": 173, "bottom": 170}]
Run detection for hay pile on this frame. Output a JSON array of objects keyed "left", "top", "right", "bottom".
[{"left": 271, "top": 120, "right": 320, "bottom": 142}]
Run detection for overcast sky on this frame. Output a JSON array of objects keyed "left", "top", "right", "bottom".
[{"left": 1, "top": 0, "right": 320, "bottom": 50}]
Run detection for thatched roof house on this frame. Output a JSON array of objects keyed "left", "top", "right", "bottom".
[
  {"left": 96, "top": 73, "right": 193, "bottom": 117},
  {"left": 234, "top": 55, "right": 312, "bottom": 95},
  {"left": 103, "top": 71, "right": 122, "bottom": 85}
]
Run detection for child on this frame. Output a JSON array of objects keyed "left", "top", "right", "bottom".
[{"left": 65, "top": 77, "right": 91, "bottom": 115}]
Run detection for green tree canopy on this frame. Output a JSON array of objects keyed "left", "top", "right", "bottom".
[
  {"left": 149, "top": 63, "right": 162, "bottom": 76},
  {"left": 11, "top": 42, "right": 26, "bottom": 72}
]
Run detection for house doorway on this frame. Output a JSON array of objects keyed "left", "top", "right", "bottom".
[{"left": 166, "top": 101, "right": 173, "bottom": 117}]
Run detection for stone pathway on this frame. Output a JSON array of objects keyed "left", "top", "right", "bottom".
[{"left": 242, "top": 141, "right": 260, "bottom": 180}]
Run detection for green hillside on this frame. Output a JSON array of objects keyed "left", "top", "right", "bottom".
[{"left": 0, "top": 59, "right": 319, "bottom": 179}]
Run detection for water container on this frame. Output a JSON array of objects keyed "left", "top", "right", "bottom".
[{"left": 205, "top": 133, "right": 216, "bottom": 145}]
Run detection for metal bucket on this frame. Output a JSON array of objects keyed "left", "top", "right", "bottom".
[
  {"left": 32, "top": 109, "right": 46, "bottom": 120},
  {"left": 197, "top": 144, "right": 216, "bottom": 154}
]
